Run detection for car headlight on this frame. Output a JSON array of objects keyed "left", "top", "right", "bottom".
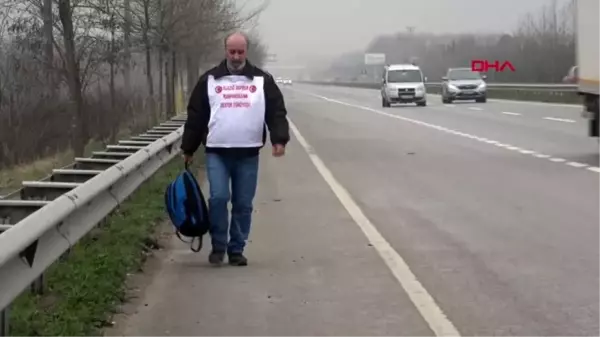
[
  {"left": 416, "top": 84, "right": 425, "bottom": 92},
  {"left": 477, "top": 83, "right": 486, "bottom": 91},
  {"left": 448, "top": 84, "right": 458, "bottom": 92}
]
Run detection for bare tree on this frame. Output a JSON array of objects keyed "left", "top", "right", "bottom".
[
  {"left": 58, "top": 0, "right": 87, "bottom": 156},
  {"left": 246, "top": 31, "right": 268, "bottom": 67},
  {"left": 0, "top": 0, "right": 271, "bottom": 169}
]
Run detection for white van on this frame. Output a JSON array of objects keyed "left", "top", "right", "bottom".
[{"left": 380, "top": 64, "right": 427, "bottom": 107}]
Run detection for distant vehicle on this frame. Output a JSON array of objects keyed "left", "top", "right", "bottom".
[
  {"left": 275, "top": 77, "right": 292, "bottom": 85},
  {"left": 380, "top": 64, "right": 427, "bottom": 107},
  {"left": 441, "top": 68, "right": 487, "bottom": 103}
]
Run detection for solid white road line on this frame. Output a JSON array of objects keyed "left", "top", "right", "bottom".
[
  {"left": 502, "top": 111, "right": 521, "bottom": 116},
  {"left": 288, "top": 119, "right": 461, "bottom": 337},
  {"left": 543, "top": 117, "right": 576, "bottom": 123}
]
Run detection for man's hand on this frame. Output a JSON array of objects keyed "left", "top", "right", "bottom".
[
  {"left": 272, "top": 144, "right": 285, "bottom": 157},
  {"left": 183, "top": 154, "right": 193, "bottom": 166}
]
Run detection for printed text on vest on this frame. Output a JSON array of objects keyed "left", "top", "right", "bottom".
[{"left": 206, "top": 75, "right": 266, "bottom": 148}]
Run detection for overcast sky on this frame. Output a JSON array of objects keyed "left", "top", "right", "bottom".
[{"left": 242, "top": 0, "right": 568, "bottom": 66}]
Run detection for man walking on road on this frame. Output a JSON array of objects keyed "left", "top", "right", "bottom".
[{"left": 180, "top": 32, "right": 290, "bottom": 266}]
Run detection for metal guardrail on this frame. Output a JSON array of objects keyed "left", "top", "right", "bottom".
[
  {"left": 0, "top": 113, "right": 188, "bottom": 335},
  {"left": 299, "top": 81, "right": 581, "bottom": 104},
  {"left": 433, "top": 82, "right": 578, "bottom": 90}
]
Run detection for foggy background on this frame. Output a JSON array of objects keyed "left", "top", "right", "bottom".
[
  {"left": 248, "top": 0, "right": 557, "bottom": 62},
  {"left": 243, "top": 0, "right": 575, "bottom": 83}
]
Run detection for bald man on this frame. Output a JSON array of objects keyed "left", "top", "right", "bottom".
[{"left": 181, "top": 32, "right": 290, "bottom": 266}]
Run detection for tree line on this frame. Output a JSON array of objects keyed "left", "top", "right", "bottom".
[
  {"left": 0, "top": 0, "right": 269, "bottom": 169},
  {"left": 319, "top": 0, "right": 575, "bottom": 84}
]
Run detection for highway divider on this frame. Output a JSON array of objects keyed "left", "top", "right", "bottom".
[{"left": 299, "top": 81, "right": 581, "bottom": 104}]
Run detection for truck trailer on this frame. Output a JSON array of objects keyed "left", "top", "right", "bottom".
[{"left": 576, "top": 0, "right": 599, "bottom": 137}]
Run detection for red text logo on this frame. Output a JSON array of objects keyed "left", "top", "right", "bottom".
[{"left": 471, "top": 60, "right": 515, "bottom": 72}]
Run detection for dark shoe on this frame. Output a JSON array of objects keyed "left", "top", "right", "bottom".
[
  {"left": 228, "top": 253, "right": 248, "bottom": 266},
  {"left": 209, "top": 250, "right": 225, "bottom": 265}
]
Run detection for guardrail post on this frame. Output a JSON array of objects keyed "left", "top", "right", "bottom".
[
  {"left": 30, "top": 274, "right": 45, "bottom": 295},
  {"left": 1, "top": 307, "right": 9, "bottom": 336},
  {"left": 97, "top": 218, "right": 107, "bottom": 228}
]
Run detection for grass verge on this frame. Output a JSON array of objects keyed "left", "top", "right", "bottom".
[{"left": 8, "top": 155, "right": 204, "bottom": 336}]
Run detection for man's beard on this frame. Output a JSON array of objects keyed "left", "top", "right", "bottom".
[{"left": 227, "top": 60, "right": 245, "bottom": 73}]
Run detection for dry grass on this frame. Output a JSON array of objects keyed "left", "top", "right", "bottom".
[
  {"left": 0, "top": 129, "right": 134, "bottom": 196},
  {"left": 0, "top": 151, "right": 74, "bottom": 195}
]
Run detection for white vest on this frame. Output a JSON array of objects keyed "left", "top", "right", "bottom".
[{"left": 206, "top": 75, "right": 266, "bottom": 148}]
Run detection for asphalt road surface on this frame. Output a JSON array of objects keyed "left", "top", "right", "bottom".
[{"left": 111, "top": 83, "right": 599, "bottom": 336}]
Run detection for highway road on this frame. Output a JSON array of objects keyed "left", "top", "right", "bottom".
[
  {"left": 110, "top": 83, "right": 599, "bottom": 336},
  {"left": 286, "top": 84, "right": 599, "bottom": 336}
]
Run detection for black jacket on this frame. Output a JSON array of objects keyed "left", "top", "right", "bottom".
[{"left": 180, "top": 59, "right": 290, "bottom": 157}]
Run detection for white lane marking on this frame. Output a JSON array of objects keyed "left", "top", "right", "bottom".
[
  {"left": 487, "top": 97, "right": 581, "bottom": 108},
  {"left": 445, "top": 104, "right": 456, "bottom": 108},
  {"left": 567, "top": 161, "right": 589, "bottom": 168},
  {"left": 468, "top": 107, "right": 483, "bottom": 111},
  {"left": 412, "top": 93, "right": 581, "bottom": 109},
  {"left": 502, "top": 111, "right": 521, "bottom": 116},
  {"left": 544, "top": 117, "right": 576, "bottom": 123},
  {"left": 297, "top": 90, "right": 600, "bottom": 174},
  {"left": 288, "top": 119, "right": 461, "bottom": 337}
]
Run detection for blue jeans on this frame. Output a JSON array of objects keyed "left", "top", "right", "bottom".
[{"left": 205, "top": 152, "right": 259, "bottom": 254}]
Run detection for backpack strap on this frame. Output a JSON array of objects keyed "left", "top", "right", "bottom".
[
  {"left": 175, "top": 230, "right": 192, "bottom": 243},
  {"left": 175, "top": 230, "right": 203, "bottom": 253},
  {"left": 190, "top": 236, "right": 203, "bottom": 252}
]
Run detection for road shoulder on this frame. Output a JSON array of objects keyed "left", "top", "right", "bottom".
[{"left": 105, "top": 140, "right": 432, "bottom": 336}]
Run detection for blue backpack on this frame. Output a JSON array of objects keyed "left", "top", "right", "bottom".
[{"left": 164, "top": 165, "right": 210, "bottom": 252}]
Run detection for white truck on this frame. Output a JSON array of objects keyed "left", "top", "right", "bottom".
[{"left": 576, "top": 0, "right": 599, "bottom": 137}]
